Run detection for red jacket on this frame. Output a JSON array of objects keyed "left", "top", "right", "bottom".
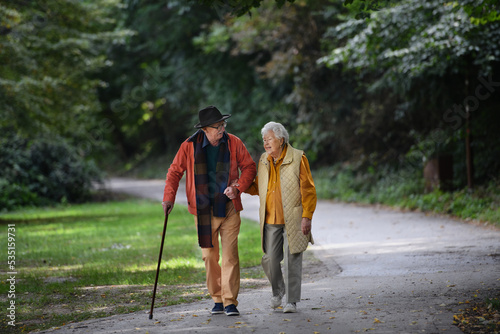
[{"left": 163, "top": 132, "right": 256, "bottom": 215}]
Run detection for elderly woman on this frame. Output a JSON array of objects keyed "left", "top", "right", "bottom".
[{"left": 243, "top": 121, "right": 317, "bottom": 313}]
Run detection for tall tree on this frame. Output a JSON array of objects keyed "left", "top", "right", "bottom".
[
  {"left": 0, "top": 1, "right": 130, "bottom": 208},
  {"left": 98, "top": 0, "right": 286, "bottom": 163},
  {"left": 194, "top": 0, "right": 362, "bottom": 163},
  {"left": 319, "top": 0, "right": 500, "bottom": 185},
  {"left": 0, "top": 0, "right": 132, "bottom": 151}
]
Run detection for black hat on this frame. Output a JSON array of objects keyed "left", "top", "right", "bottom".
[{"left": 194, "top": 106, "right": 231, "bottom": 128}]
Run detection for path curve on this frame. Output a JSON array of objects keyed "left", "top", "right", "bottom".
[{"left": 40, "top": 177, "right": 500, "bottom": 334}]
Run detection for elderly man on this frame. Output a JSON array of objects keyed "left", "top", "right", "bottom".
[
  {"left": 242, "top": 121, "right": 317, "bottom": 313},
  {"left": 162, "top": 106, "right": 256, "bottom": 316}
]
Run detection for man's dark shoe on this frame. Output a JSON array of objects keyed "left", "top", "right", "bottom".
[
  {"left": 224, "top": 304, "right": 240, "bottom": 316},
  {"left": 211, "top": 303, "right": 224, "bottom": 314}
]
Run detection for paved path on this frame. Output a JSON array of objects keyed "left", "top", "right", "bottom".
[{"left": 40, "top": 178, "right": 500, "bottom": 334}]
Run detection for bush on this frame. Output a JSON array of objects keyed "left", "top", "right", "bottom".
[
  {"left": 0, "top": 132, "right": 103, "bottom": 211},
  {"left": 313, "top": 164, "right": 500, "bottom": 225}
]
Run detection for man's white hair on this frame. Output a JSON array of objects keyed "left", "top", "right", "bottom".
[{"left": 261, "top": 122, "right": 289, "bottom": 143}]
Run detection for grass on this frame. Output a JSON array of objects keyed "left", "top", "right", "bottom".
[
  {"left": 454, "top": 297, "right": 500, "bottom": 333},
  {"left": 0, "top": 199, "right": 264, "bottom": 333}
]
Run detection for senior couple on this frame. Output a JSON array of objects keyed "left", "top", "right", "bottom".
[{"left": 162, "top": 106, "right": 317, "bottom": 316}]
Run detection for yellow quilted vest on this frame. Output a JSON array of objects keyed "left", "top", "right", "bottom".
[{"left": 257, "top": 144, "right": 314, "bottom": 254}]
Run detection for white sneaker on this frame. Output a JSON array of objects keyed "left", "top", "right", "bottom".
[
  {"left": 283, "top": 303, "right": 297, "bottom": 313},
  {"left": 270, "top": 295, "right": 283, "bottom": 309}
]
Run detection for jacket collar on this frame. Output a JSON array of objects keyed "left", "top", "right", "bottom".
[
  {"left": 261, "top": 143, "right": 293, "bottom": 166},
  {"left": 188, "top": 130, "right": 228, "bottom": 147},
  {"left": 282, "top": 144, "right": 294, "bottom": 165}
]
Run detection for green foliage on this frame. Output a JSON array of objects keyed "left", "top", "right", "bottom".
[
  {"left": 486, "top": 298, "right": 500, "bottom": 311},
  {"left": 342, "top": 0, "right": 397, "bottom": 19},
  {"left": 0, "top": 132, "right": 103, "bottom": 211},
  {"left": 320, "top": 0, "right": 500, "bottom": 85},
  {"left": 193, "top": 0, "right": 353, "bottom": 162},
  {"left": 98, "top": 0, "right": 296, "bottom": 163},
  {"left": 198, "top": 0, "right": 296, "bottom": 16},
  {"left": 343, "top": 0, "right": 500, "bottom": 24},
  {"left": 97, "top": 1, "right": 221, "bottom": 162},
  {"left": 0, "top": 1, "right": 133, "bottom": 145},
  {"left": 316, "top": 0, "right": 500, "bottom": 185},
  {"left": 3, "top": 0, "right": 500, "bottom": 206},
  {"left": 0, "top": 1, "right": 132, "bottom": 207},
  {"left": 314, "top": 165, "right": 500, "bottom": 225},
  {"left": 462, "top": 0, "right": 500, "bottom": 25},
  {"left": 114, "top": 0, "right": 499, "bottom": 189},
  {"left": 314, "top": 164, "right": 424, "bottom": 204}
]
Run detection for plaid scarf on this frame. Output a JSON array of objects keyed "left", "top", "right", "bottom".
[{"left": 190, "top": 130, "right": 230, "bottom": 248}]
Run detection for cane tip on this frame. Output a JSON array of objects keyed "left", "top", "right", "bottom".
[{"left": 149, "top": 313, "right": 153, "bottom": 320}]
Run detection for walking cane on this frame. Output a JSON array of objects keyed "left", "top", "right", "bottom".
[{"left": 149, "top": 213, "right": 169, "bottom": 319}]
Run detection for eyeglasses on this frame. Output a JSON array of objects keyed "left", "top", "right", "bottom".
[{"left": 208, "top": 121, "right": 227, "bottom": 131}]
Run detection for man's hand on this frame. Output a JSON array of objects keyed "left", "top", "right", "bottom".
[
  {"left": 224, "top": 186, "right": 239, "bottom": 200},
  {"left": 301, "top": 217, "right": 312, "bottom": 235},
  {"left": 229, "top": 179, "right": 240, "bottom": 187},
  {"left": 224, "top": 179, "right": 240, "bottom": 200},
  {"left": 162, "top": 201, "right": 174, "bottom": 215}
]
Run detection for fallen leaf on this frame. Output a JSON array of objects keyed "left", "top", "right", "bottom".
[{"left": 373, "top": 318, "right": 382, "bottom": 323}]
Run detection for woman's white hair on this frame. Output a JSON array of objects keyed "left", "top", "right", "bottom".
[{"left": 261, "top": 122, "right": 289, "bottom": 143}]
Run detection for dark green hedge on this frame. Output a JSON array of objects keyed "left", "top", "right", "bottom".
[{"left": 0, "top": 132, "right": 103, "bottom": 211}]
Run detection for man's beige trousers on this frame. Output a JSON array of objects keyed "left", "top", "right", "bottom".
[{"left": 196, "top": 202, "right": 241, "bottom": 307}]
